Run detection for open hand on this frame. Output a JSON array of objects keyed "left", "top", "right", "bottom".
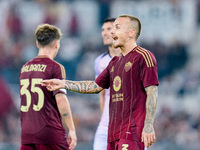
[
  {"left": 141, "top": 123, "right": 156, "bottom": 148},
  {"left": 68, "top": 130, "right": 77, "bottom": 150}
]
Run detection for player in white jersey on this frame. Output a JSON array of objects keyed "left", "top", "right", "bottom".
[{"left": 93, "top": 18, "right": 121, "bottom": 150}]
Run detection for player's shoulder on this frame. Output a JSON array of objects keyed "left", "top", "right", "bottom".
[
  {"left": 135, "top": 46, "right": 157, "bottom": 67},
  {"left": 51, "top": 60, "right": 66, "bottom": 78},
  {"left": 95, "top": 51, "right": 109, "bottom": 66},
  {"left": 135, "top": 46, "right": 149, "bottom": 53},
  {"left": 95, "top": 51, "right": 109, "bottom": 61},
  {"left": 135, "top": 46, "right": 155, "bottom": 58},
  {"left": 52, "top": 59, "right": 65, "bottom": 69},
  {"left": 22, "top": 57, "right": 36, "bottom": 66}
]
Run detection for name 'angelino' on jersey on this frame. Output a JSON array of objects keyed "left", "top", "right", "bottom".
[{"left": 21, "top": 64, "right": 47, "bottom": 73}]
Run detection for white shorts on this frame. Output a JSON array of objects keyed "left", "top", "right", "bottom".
[{"left": 93, "top": 127, "right": 108, "bottom": 150}]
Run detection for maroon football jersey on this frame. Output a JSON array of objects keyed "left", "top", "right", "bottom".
[
  {"left": 19, "top": 55, "right": 67, "bottom": 144},
  {"left": 95, "top": 46, "right": 159, "bottom": 142}
]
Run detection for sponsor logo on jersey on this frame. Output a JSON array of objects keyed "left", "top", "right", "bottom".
[{"left": 113, "top": 76, "right": 121, "bottom": 92}]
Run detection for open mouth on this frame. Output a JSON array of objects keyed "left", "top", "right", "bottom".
[{"left": 113, "top": 36, "right": 118, "bottom": 41}]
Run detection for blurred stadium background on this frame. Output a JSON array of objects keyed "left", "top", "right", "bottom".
[{"left": 0, "top": 0, "right": 200, "bottom": 149}]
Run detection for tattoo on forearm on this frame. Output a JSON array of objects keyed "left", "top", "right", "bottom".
[
  {"left": 144, "top": 86, "right": 158, "bottom": 133},
  {"left": 65, "top": 80, "right": 102, "bottom": 94},
  {"left": 62, "top": 113, "right": 69, "bottom": 118}
]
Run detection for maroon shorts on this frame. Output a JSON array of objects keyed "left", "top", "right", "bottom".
[
  {"left": 20, "top": 143, "right": 69, "bottom": 150},
  {"left": 107, "top": 139, "right": 144, "bottom": 150}
]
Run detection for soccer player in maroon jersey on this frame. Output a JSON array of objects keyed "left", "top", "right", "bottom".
[
  {"left": 19, "top": 24, "right": 77, "bottom": 150},
  {"left": 42, "top": 15, "right": 158, "bottom": 150}
]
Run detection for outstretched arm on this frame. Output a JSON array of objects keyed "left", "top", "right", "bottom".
[
  {"left": 141, "top": 85, "right": 158, "bottom": 148},
  {"left": 42, "top": 79, "right": 104, "bottom": 94},
  {"left": 65, "top": 80, "right": 103, "bottom": 93}
]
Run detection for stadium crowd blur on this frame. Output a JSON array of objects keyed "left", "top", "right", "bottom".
[{"left": 0, "top": 0, "right": 200, "bottom": 149}]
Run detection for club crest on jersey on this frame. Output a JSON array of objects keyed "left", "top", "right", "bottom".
[
  {"left": 124, "top": 61, "right": 132, "bottom": 72},
  {"left": 111, "top": 66, "right": 114, "bottom": 72},
  {"left": 113, "top": 76, "right": 121, "bottom": 92}
]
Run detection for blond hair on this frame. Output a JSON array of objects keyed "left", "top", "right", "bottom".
[{"left": 119, "top": 15, "right": 141, "bottom": 40}]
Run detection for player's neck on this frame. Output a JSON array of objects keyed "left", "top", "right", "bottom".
[
  {"left": 38, "top": 48, "right": 55, "bottom": 60},
  {"left": 121, "top": 41, "right": 137, "bottom": 56},
  {"left": 109, "top": 46, "right": 121, "bottom": 57}
]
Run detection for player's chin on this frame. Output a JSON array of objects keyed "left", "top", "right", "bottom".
[
  {"left": 113, "top": 40, "right": 122, "bottom": 48},
  {"left": 113, "top": 43, "right": 119, "bottom": 49}
]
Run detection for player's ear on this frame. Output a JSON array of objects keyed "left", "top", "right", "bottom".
[
  {"left": 129, "top": 29, "right": 135, "bottom": 40},
  {"left": 54, "top": 40, "right": 60, "bottom": 49},
  {"left": 36, "top": 41, "right": 40, "bottom": 48}
]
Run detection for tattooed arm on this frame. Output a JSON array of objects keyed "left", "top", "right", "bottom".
[
  {"left": 41, "top": 79, "right": 104, "bottom": 93},
  {"left": 65, "top": 80, "right": 103, "bottom": 94},
  {"left": 141, "top": 85, "right": 158, "bottom": 148}
]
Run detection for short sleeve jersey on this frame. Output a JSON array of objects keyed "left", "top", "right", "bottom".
[
  {"left": 94, "top": 52, "right": 110, "bottom": 77},
  {"left": 95, "top": 46, "right": 159, "bottom": 142},
  {"left": 19, "top": 56, "right": 67, "bottom": 144}
]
